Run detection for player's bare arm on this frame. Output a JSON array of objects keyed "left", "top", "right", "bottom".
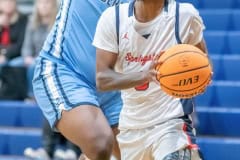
[
  {"left": 195, "top": 38, "right": 208, "bottom": 54},
  {"left": 96, "top": 48, "right": 159, "bottom": 91}
]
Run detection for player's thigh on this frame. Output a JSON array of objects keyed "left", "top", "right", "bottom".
[
  {"left": 56, "top": 105, "right": 113, "bottom": 155},
  {"left": 162, "top": 148, "right": 202, "bottom": 160}
]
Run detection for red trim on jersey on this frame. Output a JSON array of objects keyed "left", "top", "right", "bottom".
[
  {"left": 122, "top": 32, "right": 129, "bottom": 40},
  {"left": 182, "top": 123, "right": 199, "bottom": 149}
]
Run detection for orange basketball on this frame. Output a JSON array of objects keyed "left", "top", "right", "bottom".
[{"left": 156, "top": 44, "right": 212, "bottom": 99}]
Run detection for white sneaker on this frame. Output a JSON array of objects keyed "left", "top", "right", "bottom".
[
  {"left": 54, "top": 149, "right": 66, "bottom": 159},
  {"left": 24, "top": 147, "right": 50, "bottom": 160},
  {"left": 65, "top": 149, "right": 77, "bottom": 160},
  {"left": 54, "top": 148, "right": 77, "bottom": 160}
]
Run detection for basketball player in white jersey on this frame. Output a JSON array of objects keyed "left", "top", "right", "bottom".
[{"left": 93, "top": 0, "right": 208, "bottom": 159}]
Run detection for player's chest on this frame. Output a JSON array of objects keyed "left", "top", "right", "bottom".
[{"left": 118, "top": 19, "right": 177, "bottom": 69}]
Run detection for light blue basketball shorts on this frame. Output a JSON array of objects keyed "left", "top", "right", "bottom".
[{"left": 33, "top": 57, "right": 122, "bottom": 129}]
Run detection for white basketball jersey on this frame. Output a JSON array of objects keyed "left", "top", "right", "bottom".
[{"left": 93, "top": 0, "right": 205, "bottom": 130}]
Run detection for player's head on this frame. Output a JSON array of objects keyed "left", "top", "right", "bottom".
[
  {"left": 0, "top": 0, "right": 17, "bottom": 26},
  {"left": 32, "top": 0, "right": 58, "bottom": 29}
]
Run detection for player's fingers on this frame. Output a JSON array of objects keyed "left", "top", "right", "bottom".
[
  {"left": 159, "top": 50, "right": 165, "bottom": 57},
  {"left": 152, "top": 69, "right": 160, "bottom": 76},
  {"left": 153, "top": 70, "right": 161, "bottom": 83},
  {"left": 154, "top": 50, "right": 165, "bottom": 62},
  {"left": 153, "top": 61, "right": 163, "bottom": 72}
]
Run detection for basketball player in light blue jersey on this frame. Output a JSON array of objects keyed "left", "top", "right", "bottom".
[{"left": 33, "top": 0, "right": 127, "bottom": 159}]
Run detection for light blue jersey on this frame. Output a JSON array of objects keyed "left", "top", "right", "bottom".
[
  {"left": 40, "top": 0, "right": 126, "bottom": 87},
  {"left": 33, "top": 0, "right": 127, "bottom": 128}
]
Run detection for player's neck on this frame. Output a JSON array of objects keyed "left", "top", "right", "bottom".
[{"left": 134, "top": 0, "right": 165, "bottom": 23}]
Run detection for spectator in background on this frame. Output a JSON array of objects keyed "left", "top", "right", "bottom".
[
  {"left": 10, "top": 0, "right": 58, "bottom": 99},
  {"left": 0, "top": 0, "right": 27, "bottom": 64},
  {"left": 21, "top": 0, "right": 80, "bottom": 159},
  {"left": 0, "top": 0, "right": 28, "bottom": 100}
]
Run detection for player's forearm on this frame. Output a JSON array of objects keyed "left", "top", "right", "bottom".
[
  {"left": 195, "top": 39, "right": 208, "bottom": 54},
  {"left": 96, "top": 69, "right": 149, "bottom": 91}
]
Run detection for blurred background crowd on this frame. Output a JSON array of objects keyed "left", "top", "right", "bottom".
[{"left": 0, "top": 0, "right": 240, "bottom": 160}]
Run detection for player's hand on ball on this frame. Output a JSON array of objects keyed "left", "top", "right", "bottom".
[
  {"left": 199, "top": 71, "right": 213, "bottom": 95},
  {"left": 144, "top": 55, "right": 163, "bottom": 84}
]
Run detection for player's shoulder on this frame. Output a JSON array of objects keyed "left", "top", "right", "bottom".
[
  {"left": 179, "top": 2, "right": 200, "bottom": 17},
  {"left": 102, "top": 2, "right": 130, "bottom": 18},
  {"left": 166, "top": 1, "right": 199, "bottom": 19}
]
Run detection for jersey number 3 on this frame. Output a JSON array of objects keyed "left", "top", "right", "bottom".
[{"left": 135, "top": 82, "right": 149, "bottom": 91}]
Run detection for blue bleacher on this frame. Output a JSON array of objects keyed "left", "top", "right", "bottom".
[
  {"left": 200, "top": 10, "right": 240, "bottom": 31},
  {"left": 208, "top": 55, "right": 240, "bottom": 81},
  {"left": 177, "top": 0, "right": 200, "bottom": 8},
  {"left": 235, "top": 0, "right": 240, "bottom": 6},
  {"left": 201, "top": 10, "right": 231, "bottom": 31},
  {"left": 197, "top": 107, "right": 240, "bottom": 137},
  {"left": 204, "top": 31, "right": 240, "bottom": 55},
  {"left": 195, "top": 85, "right": 214, "bottom": 106},
  {"left": 232, "top": 10, "right": 240, "bottom": 30},
  {"left": 198, "top": 137, "right": 240, "bottom": 160},
  {"left": 196, "top": 81, "right": 240, "bottom": 107},
  {"left": 0, "top": 128, "right": 41, "bottom": 155},
  {"left": 0, "top": 105, "right": 19, "bottom": 127},
  {"left": 222, "top": 56, "right": 240, "bottom": 80},
  {"left": 8, "top": 130, "right": 41, "bottom": 155},
  {"left": 201, "top": 0, "right": 234, "bottom": 9},
  {"left": 204, "top": 32, "right": 227, "bottom": 54},
  {"left": 19, "top": 105, "right": 43, "bottom": 128},
  {"left": 227, "top": 32, "right": 240, "bottom": 54},
  {"left": 0, "top": 134, "right": 8, "bottom": 154},
  {"left": 215, "top": 81, "right": 240, "bottom": 107},
  {"left": 0, "top": 101, "right": 43, "bottom": 128}
]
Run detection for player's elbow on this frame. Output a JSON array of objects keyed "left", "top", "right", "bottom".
[{"left": 96, "top": 72, "right": 111, "bottom": 92}]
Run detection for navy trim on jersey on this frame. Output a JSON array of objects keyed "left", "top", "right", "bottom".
[
  {"left": 40, "top": 60, "right": 58, "bottom": 121},
  {"left": 142, "top": 34, "right": 151, "bottom": 39},
  {"left": 175, "top": 2, "right": 182, "bottom": 44},
  {"left": 180, "top": 99, "right": 194, "bottom": 114},
  {"left": 128, "top": 0, "right": 134, "bottom": 17},
  {"left": 181, "top": 115, "right": 197, "bottom": 144},
  {"left": 115, "top": 5, "right": 120, "bottom": 46},
  {"left": 164, "top": 0, "right": 169, "bottom": 12}
]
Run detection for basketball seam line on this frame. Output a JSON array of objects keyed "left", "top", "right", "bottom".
[
  {"left": 161, "top": 50, "right": 206, "bottom": 63},
  {"left": 160, "top": 64, "right": 210, "bottom": 79}
]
